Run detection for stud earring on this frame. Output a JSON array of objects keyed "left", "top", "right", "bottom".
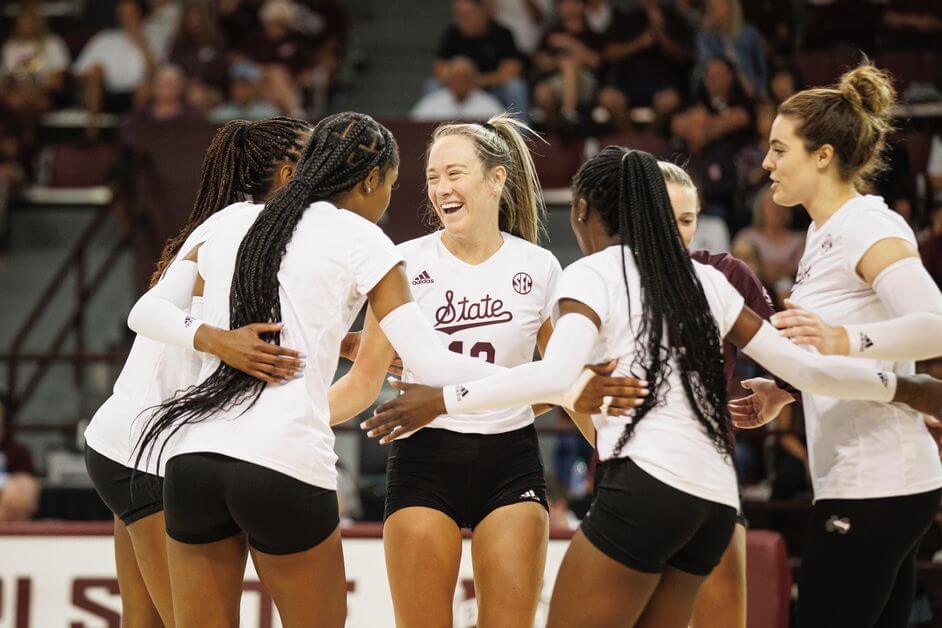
[{"left": 366, "top": 186, "right": 372, "bottom": 194}]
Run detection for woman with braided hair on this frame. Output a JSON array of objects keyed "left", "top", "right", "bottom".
[
  {"left": 329, "top": 114, "right": 646, "bottom": 628},
  {"left": 83, "top": 116, "right": 311, "bottom": 627},
  {"left": 364, "top": 146, "right": 942, "bottom": 627},
  {"left": 128, "top": 111, "right": 599, "bottom": 626}
]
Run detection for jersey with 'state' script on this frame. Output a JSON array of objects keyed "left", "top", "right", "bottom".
[{"left": 398, "top": 231, "right": 561, "bottom": 435}]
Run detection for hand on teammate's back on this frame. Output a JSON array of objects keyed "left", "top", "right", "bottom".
[
  {"left": 896, "top": 375, "right": 942, "bottom": 423},
  {"left": 573, "top": 361, "right": 648, "bottom": 415},
  {"left": 195, "top": 323, "right": 305, "bottom": 384},
  {"left": 362, "top": 379, "right": 446, "bottom": 444}
]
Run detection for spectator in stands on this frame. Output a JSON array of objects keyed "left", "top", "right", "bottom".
[
  {"left": 927, "top": 133, "right": 942, "bottom": 205},
  {"left": 431, "top": 0, "right": 529, "bottom": 115},
  {"left": 296, "top": 0, "right": 353, "bottom": 107},
  {"left": 489, "top": 0, "right": 553, "bottom": 56},
  {"left": 922, "top": 203, "right": 942, "bottom": 289},
  {"left": 732, "top": 185, "right": 805, "bottom": 297},
  {"left": 209, "top": 61, "right": 280, "bottom": 122},
  {"left": 132, "top": 64, "right": 202, "bottom": 124},
  {"left": 674, "top": 56, "right": 755, "bottom": 156},
  {"left": 1, "top": 6, "right": 71, "bottom": 111},
  {"left": 735, "top": 100, "right": 775, "bottom": 203},
  {"left": 596, "top": 0, "right": 693, "bottom": 131},
  {"left": 73, "top": 0, "right": 160, "bottom": 131},
  {"left": 410, "top": 56, "right": 503, "bottom": 122},
  {"left": 145, "top": 0, "right": 182, "bottom": 61},
  {"left": 170, "top": 2, "right": 230, "bottom": 114},
  {"left": 239, "top": 0, "right": 313, "bottom": 117},
  {"left": 531, "top": 0, "right": 604, "bottom": 132},
  {"left": 218, "top": 0, "right": 263, "bottom": 50},
  {"left": 880, "top": 0, "right": 942, "bottom": 52},
  {"left": 0, "top": 394, "right": 39, "bottom": 522},
  {"left": 582, "top": 0, "right": 624, "bottom": 37},
  {"left": 769, "top": 64, "right": 800, "bottom": 105},
  {"left": 740, "top": 0, "right": 794, "bottom": 62},
  {"left": 695, "top": 0, "right": 767, "bottom": 99}
]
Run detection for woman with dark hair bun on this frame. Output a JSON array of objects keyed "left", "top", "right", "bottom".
[
  {"left": 365, "top": 146, "right": 942, "bottom": 627},
  {"left": 84, "top": 116, "right": 310, "bottom": 627}
]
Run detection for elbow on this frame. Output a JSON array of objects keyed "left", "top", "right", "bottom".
[{"left": 127, "top": 300, "right": 145, "bottom": 334}]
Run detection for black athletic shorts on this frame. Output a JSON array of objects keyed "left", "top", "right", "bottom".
[
  {"left": 384, "top": 424, "right": 548, "bottom": 529},
  {"left": 581, "top": 457, "right": 737, "bottom": 576},
  {"left": 163, "top": 452, "right": 339, "bottom": 555},
  {"left": 85, "top": 446, "right": 163, "bottom": 526}
]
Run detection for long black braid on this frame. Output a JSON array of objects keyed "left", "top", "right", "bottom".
[
  {"left": 134, "top": 112, "right": 398, "bottom": 472},
  {"left": 150, "top": 116, "right": 311, "bottom": 286},
  {"left": 573, "top": 147, "right": 733, "bottom": 459}
]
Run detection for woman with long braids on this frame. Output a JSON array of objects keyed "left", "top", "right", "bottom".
[
  {"left": 83, "top": 116, "right": 311, "bottom": 627},
  {"left": 750, "top": 62, "right": 942, "bottom": 626},
  {"left": 363, "top": 146, "right": 942, "bottom": 627},
  {"left": 127, "top": 112, "right": 605, "bottom": 627},
  {"left": 328, "top": 114, "right": 644, "bottom": 628}
]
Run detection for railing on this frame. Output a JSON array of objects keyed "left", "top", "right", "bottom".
[{"left": 2, "top": 193, "right": 132, "bottom": 413}]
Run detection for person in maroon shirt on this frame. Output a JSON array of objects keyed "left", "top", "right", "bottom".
[
  {"left": 0, "top": 393, "right": 39, "bottom": 521},
  {"left": 659, "top": 161, "right": 795, "bottom": 628}
]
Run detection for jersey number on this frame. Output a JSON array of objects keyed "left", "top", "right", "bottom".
[{"left": 448, "top": 341, "right": 496, "bottom": 364}]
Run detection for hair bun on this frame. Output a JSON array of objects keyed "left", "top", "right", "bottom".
[{"left": 839, "top": 63, "right": 896, "bottom": 118}]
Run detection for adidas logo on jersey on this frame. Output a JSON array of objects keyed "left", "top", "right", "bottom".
[
  {"left": 456, "top": 385, "right": 469, "bottom": 401},
  {"left": 858, "top": 332, "right": 874, "bottom": 352},
  {"left": 519, "top": 489, "right": 540, "bottom": 501},
  {"left": 412, "top": 270, "right": 434, "bottom": 285}
]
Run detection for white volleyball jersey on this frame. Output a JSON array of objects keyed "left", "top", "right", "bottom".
[
  {"left": 170, "top": 201, "right": 402, "bottom": 490},
  {"left": 83, "top": 202, "right": 256, "bottom": 476},
  {"left": 789, "top": 194, "right": 942, "bottom": 501},
  {"left": 398, "top": 231, "right": 561, "bottom": 434},
  {"left": 555, "top": 245, "right": 744, "bottom": 509}
]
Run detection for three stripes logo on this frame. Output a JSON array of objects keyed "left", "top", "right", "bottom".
[
  {"left": 183, "top": 316, "right": 195, "bottom": 328},
  {"left": 456, "top": 385, "right": 469, "bottom": 401},
  {"left": 858, "top": 332, "right": 874, "bottom": 353},
  {"left": 519, "top": 489, "right": 540, "bottom": 501},
  {"left": 412, "top": 270, "right": 434, "bottom": 286},
  {"left": 878, "top": 372, "right": 889, "bottom": 388}
]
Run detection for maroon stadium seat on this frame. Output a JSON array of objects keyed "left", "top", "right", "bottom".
[{"left": 747, "top": 529, "right": 792, "bottom": 628}]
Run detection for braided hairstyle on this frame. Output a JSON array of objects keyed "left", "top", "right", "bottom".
[
  {"left": 149, "top": 116, "right": 312, "bottom": 286},
  {"left": 134, "top": 112, "right": 398, "bottom": 471},
  {"left": 572, "top": 147, "right": 733, "bottom": 459}
]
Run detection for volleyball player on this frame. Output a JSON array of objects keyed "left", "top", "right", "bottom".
[
  {"left": 83, "top": 117, "right": 310, "bottom": 627},
  {"left": 363, "top": 147, "right": 942, "bottom": 627},
  {"left": 128, "top": 112, "right": 612, "bottom": 627},
  {"left": 328, "top": 114, "right": 646, "bottom": 627},
  {"left": 658, "top": 160, "right": 797, "bottom": 628},
  {"left": 750, "top": 62, "right": 942, "bottom": 626}
]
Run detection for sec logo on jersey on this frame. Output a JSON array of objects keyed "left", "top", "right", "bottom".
[{"left": 512, "top": 272, "right": 533, "bottom": 295}]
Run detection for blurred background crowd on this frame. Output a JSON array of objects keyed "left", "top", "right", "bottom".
[{"left": 1, "top": 0, "right": 941, "bottom": 619}]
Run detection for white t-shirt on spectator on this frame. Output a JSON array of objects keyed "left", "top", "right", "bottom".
[
  {"left": 144, "top": 2, "right": 181, "bottom": 61},
  {"left": 2, "top": 35, "right": 71, "bottom": 81},
  {"left": 789, "top": 194, "right": 942, "bottom": 501},
  {"left": 170, "top": 201, "right": 403, "bottom": 491},
  {"left": 491, "top": 0, "right": 553, "bottom": 54},
  {"left": 554, "top": 246, "right": 744, "bottom": 509},
  {"left": 73, "top": 29, "right": 158, "bottom": 92},
  {"left": 411, "top": 88, "right": 504, "bottom": 122}
]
